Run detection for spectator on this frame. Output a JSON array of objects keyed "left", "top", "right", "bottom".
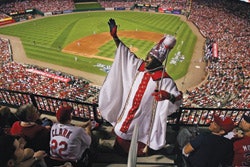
[
  {"left": 233, "top": 114, "right": 250, "bottom": 167},
  {"left": 48, "top": 105, "right": 92, "bottom": 167},
  {"left": 178, "top": 114, "right": 235, "bottom": 167},
  {"left": 99, "top": 18, "right": 182, "bottom": 156},
  {"left": 0, "top": 106, "right": 18, "bottom": 135},
  {"left": 10, "top": 104, "right": 51, "bottom": 154},
  {"left": 0, "top": 134, "right": 47, "bottom": 167}
]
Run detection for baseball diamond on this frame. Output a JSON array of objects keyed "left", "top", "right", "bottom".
[{"left": 0, "top": 13, "right": 206, "bottom": 92}]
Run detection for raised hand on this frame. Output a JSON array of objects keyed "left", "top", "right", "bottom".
[{"left": 108, "top": 18, "right": 117, "bottom": 38}]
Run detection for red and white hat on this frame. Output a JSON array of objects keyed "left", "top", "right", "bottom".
[{"left": 149, "top": 35, "right": 176, "bottom": 62}]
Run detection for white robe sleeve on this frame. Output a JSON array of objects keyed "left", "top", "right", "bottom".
[
  {"left": 148, "top": 78, "right": 182, "bottom": 150},
  {"left": 98, "top": 42, "right": 143, "bottom": 125}
]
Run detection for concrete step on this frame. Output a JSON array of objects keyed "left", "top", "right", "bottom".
[
  {"left": 91, "top": 137, "right": 177, "bottom": 167},
  {"left": 90, "top": 124, "right": 179, "bottom": 166}
]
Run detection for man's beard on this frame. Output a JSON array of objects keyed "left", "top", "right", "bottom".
[{"left": 145, "top": 59, "right": 162, "bottom": 71}]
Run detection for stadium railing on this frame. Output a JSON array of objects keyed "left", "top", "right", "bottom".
[
  {"left": 0, "top": 88, "right": 102, "bottom": 123},
  {"left": 0, "top": 88, "right": 249, "bottom": 127}
]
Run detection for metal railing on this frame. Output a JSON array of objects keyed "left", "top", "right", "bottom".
[
  {"left": 0, "top": 88, "right": 102, "bottom": 123},
  {"left": 1, "top": 88, "right": 250, "bottom": 127},
  {"left": 167, "top": 107, "right": 250, "bottom": 130}
]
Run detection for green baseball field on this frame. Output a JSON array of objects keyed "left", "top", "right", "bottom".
[{"left": 0, "top": 11, "right": 197, "bottom": 80}]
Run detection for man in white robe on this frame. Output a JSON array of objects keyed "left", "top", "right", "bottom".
[{"left": 98, "top": 18, "right": 182, "bottom": 156}]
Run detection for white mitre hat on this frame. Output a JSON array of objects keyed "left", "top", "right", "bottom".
[{"left": 149, "top": 35, "right": 176, "bottom": 62}]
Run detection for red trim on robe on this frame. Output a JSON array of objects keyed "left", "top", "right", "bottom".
[
  {"left": 119, "top": 62, "right": 171, "bottom": 133},
  {"left": 120, "top": 72, "right": 151, "bottom": 133}
]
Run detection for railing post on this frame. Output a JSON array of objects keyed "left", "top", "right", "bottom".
[
  {"left": 30, "top": 94, "right": 38, "bottom": 108},
  {"left": 127, "top": 123, "right": 139, "bottom": 167}
]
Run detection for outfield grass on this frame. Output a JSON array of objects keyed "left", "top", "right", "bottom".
[{"left": 0, "top": 11, "right": 196, "bottom": 80}]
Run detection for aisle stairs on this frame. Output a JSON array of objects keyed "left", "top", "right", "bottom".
[{"left": 91, "top": 125, "right": 178, "bottom": 167}]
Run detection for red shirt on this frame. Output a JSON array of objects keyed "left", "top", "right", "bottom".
[
  {"left": 10, "top": 121, "right": 50, "bottom": 153},
  {"left": 233, "top": 135, "right": 250, "bottom": 167}
]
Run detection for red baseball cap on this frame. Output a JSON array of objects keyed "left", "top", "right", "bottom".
[
  {"left": 56, "top": 105, "right": 74, "bottom": 123},
  {"left": 214, "top": 115, "right": 235, "bottom": 133}
]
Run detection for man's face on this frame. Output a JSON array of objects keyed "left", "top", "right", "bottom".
[
  {"left": 145, "top": 54, "right": 162, "bottom": 70},
  {"left": 239, "top": 118, "right": 250, "bottom": 132},
  {"left": 208, "top": 121, "right": 222, "bottom": 133}
]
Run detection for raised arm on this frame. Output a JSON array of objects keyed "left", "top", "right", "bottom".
[{"left": 108, "top": 18, "right": 120, "bottom": 47}]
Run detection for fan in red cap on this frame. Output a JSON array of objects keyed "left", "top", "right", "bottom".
[
  {"left": 56, "top": 105, "right": 74, "bottom": 124},
  {"left": 213, "top": 114, "right": 235, "bottom": 133},
  {"left": 50, "top": 105, "right": 92, "bottom": 166},
  {"left": 179, "top": 114, "right": 235, "bottom": 167}
]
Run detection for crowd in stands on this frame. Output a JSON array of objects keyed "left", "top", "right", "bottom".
[
  {"left": 99, "top": 0, "right": 134, "bottom": 8},
  {"left": 183, "top": 0, "right": 249, "bottom": 109},
  {"left": 159, "top": 0, "right": 187, "bottom": 10},
  {"left": 203, "top": 38, "right": 214, "bottom": 62},
  {"left": 0, "top": 0, "right": 249, "bottom": 110},
  {"left": 0, "top": 38, "right": 12, "bottom": 65},
  {"left": 98, "top": 0, "right": 187, "bottom": 10},
  {"left": 0, "top": 0, "right": 75, "bottom": 14},
  {"left": 0, "top": 0, "right": 188, "bottom": 17}
]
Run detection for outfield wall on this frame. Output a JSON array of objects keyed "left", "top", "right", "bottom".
[{"left": 0, "top": 19, "right": 15, "bottom": 26}]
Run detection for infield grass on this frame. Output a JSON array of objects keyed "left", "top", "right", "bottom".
[{"left": 0, "top": 11, "right": 197, "bottom": 80}]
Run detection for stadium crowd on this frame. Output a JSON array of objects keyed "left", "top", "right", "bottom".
[
  {"left": 0, "top": 0, "right": 188, "bottom": 18},
  {"left": 98, "top": 0, "right": 187, "bottom": 10},
  {"left": 0, "top": 0, "right": 75, "bottom": 14},
  {"left": 0, "top": 0, "right": 249, "bottom": 108},
  {"left": 99, "top": 0, "right": 134, "bottom": 8},
  {"left": 183, "top": 0, "right": 249, "bottom": 109}
]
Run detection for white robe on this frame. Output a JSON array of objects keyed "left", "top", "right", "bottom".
[{"left": 99, "top": 42, "right": 181, "bottom": 150}]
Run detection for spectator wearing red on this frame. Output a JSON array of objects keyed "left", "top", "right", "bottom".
[
  {"left": 233, "top": 114, "right": 250, "bottom": 167},
  {"left": 10, "top": 104, "right": 50, "bottom": 154}
]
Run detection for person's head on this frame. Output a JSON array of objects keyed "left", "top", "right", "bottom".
[
  {"left": 0, "top": 135, "right": 25, "bottom": 167},
  {"left": 0, "top": 106, "right": 18, "bottom": 128},
  {"left": 239, "top": 114, "right": 250, "bottom": 134},
  {"left": 145, "top": 35, "right": 176, "bottom": 70},
  {"left": 145, "top": 54, "right": 162, "bottom": 70},
  {"left": 56, "top": 105, "right": 74, "bottom": 124},
  {"left": 15, "top": 104, "right": 40, "bottom": 122},
  {"left": 209, "top": 115, "right": 235, "bottom": 135}
]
